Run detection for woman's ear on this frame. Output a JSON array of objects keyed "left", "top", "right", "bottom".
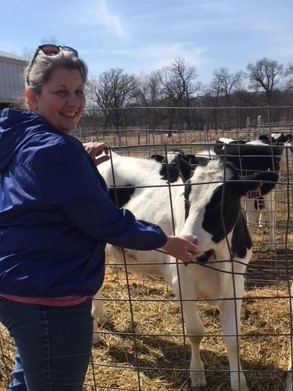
[{"left": 25, "top": 88, "right": 38, "bottom": 110}]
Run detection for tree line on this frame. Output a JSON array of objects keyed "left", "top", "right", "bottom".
[{"left": 84, "top": 56, "right": 293, "bottom": 131}]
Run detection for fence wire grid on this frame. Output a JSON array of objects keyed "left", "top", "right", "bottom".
[{"left": 1, "top": 121, "right": 293, "bottom": 391}]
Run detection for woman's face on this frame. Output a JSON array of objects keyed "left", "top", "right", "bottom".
[{"left": 31, "top": 68, "right": 86, "bottom": 134}]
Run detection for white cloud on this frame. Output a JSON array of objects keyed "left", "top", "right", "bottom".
[
  {"left": 70, "top": 0, "right": 128, "bottom": 40},
  {"left": 139, "top": 42, "right": 208, "bottom": 73},
  {"left": 97, "top": 0, "right": 127, "bottom": 39}
]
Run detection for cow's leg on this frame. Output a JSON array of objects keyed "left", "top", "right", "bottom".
[
  {"left": 262, "top": 190, "right": 276, "bottom": 248},
  {"left": 182, "top": 300, "right": 206, "bottom": 387},
  {"left": 172, "top": 280, "right": 206, "bottom": 388},
  {"left": 243, "top": 198, "right": 257, "bottom": 240},
  {"left": 91, "top": 289, "right": 107, "bottom": 343},
  {"left": 220, "top": 275, "right": 247, "bottom": 391}
]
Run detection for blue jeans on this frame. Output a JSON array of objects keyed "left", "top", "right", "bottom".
[{"left": 0, "top": 298, "right": 93, "bottom": 391}]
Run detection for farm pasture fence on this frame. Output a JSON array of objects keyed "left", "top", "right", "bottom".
[{"left": 1, "top": 125, "right": 293, "bottom": 391}]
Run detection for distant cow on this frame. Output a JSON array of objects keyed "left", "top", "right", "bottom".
[
  {"left": 150, "top": 149, "right": 199, "bottom": 164},
  {"left": 258, "top": 132, "right": 292, "bottom": 145},
  {"left": 93, "top": 152, "right": 278, "bottom": 391},
  {"left": 151, "top": 148, "right": 217, "bottom": 165},
  {"left": 214, "top": 137, "right": 281, "bottom": 248}
]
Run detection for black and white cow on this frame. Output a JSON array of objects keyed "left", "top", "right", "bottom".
[
  {"left": 150, "top": 149, "right": 198, "bottom": 164},
  {"left": 258, "top": 132, "right": 292, "bottom": 145},
  {"left": 151, "top": 148, "right": 217, "bottom": 166},
  {"left": 93, "top": 152, "right": 278, "bottom": 391},
  {"left": 214, "top": 137, "right": 281, "bottom": 248}
]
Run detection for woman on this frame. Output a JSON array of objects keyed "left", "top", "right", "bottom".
[{"left": 0, "top": 45, "right": 198, "bottom": 391}]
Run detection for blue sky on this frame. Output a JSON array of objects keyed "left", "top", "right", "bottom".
[{"left": 2, "top": 0, "right": 293, "bottom": 84}]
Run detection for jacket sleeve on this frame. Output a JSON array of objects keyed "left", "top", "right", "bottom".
[{"left": 34, "top": 140, "right": 168, "bottom": 251}]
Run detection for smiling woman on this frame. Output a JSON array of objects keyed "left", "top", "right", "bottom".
[
  {"left": 24, "top": 47, "right": 87, "bottom": 134},
  {"left": 0, "top": 44, "right": 198, "bottom": 391},
  {"left": 26, "top": 68, "right": 86, "bottom": 134}
]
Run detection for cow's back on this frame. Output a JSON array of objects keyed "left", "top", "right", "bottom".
[{"left": 99, "top": 153, "right": 184, "bottom": 278}]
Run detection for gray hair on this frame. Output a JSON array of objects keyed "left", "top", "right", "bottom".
[{"left": 24, "top": 50, "right": 88, "bottom": 95}]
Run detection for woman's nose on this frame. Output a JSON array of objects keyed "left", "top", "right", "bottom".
[{"left": 66, "top": 94, "right": 80, "bottom": 106}]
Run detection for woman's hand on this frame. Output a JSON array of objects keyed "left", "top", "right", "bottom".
[
  {"left": 83, "top": 142, "right": 110, "bottom": 166},
  {"left": 162, "top": 235, "right": 198, "bottom": 264}
]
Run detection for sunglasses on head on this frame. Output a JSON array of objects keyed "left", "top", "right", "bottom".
[{"left": 26, "top": 44, "right": 79, "bottom": 85}]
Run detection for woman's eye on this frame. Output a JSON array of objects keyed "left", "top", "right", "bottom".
[
  {"left": 56, "top": 90, "right": 68, "bottom": 97},
  {"left": 54, "top": 89, "right": 84, "bottom": 97}
]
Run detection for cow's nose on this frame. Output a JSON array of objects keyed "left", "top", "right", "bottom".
[
  {"left": 182, "top": 234, "right": 198, "bottom": 244},
  {"left": 196, "top": 249, "right": 215, "bottom": 263}
]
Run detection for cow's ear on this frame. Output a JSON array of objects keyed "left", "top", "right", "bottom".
[{"left": 174, "top": 157, "right": 194, "bottom": 181}]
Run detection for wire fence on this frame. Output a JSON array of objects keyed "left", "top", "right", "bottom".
[
  {"left": 1, "top": 116, "right": 293, "bottom": 390},
  {"left": 85, "top": 138, "right": 293, "bottom": 390}
]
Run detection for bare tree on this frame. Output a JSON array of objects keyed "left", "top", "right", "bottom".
[
  {"left": 137, "top": 72, "right": 162, "bottom": 106},
  {"left": 247, "top": 58, "right": 284, "bottom": 121},
  {"left": 80, "top": 56, "right": 293, "bottom": 131},
  {"left": 213, "top": 68, "right": 243, "bottom": 101},
  {"left": 284, "top": 63, "right": 293, "bottom": 91},
  {"left": 135, "top": 71, "right": 164, "bottom": 129},
  {"left": 209, "top": 67, "right": 243, "bottom": 130},
  {"left": 285, "top": 63, "right": 293, "bottom": 77},
  {"left": 87, "top": 68, "right": 138, "bottom": 128},
  {"left": 157, "top": 57, "right": 200, "bottom": 131}
]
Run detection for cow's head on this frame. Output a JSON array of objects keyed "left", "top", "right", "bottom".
[{"left": 177, "top": 158, "right": 278, "bottom": 258}]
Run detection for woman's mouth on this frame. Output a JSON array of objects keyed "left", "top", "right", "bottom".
[{"left": 61, "top": 111, "right": 77, "bottom": 118}]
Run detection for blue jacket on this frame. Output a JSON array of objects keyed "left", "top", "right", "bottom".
[{"left": 0, "top": 109, "right": 167, "bottom": 298}]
